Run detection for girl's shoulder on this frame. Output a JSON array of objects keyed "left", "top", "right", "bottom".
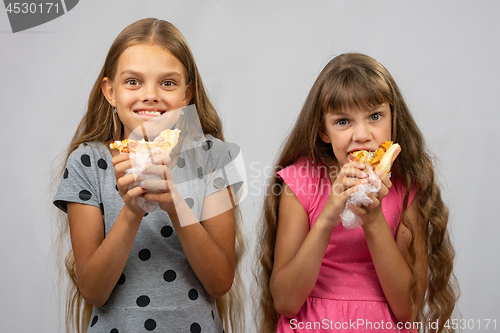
[
  {"left": 65, "top": 141, "right": 111, "bottom": 171},
  {"left": 277, "top": 158, "right": 329, "bottom": 211},
  {"left": 68, "top": 141, "right": 109, "bottom": 160},
  {"left": 202, "top": 135, "right": 231, "bottom": 156},
  {"left": 388, "top": 176, "right": 418, "bottom": 211},
  {"left": 277, "top": 157, "right": 328, "bottom": 183},
  {"left": 187, "top": 134, "right": 235, "bottom": 167}
]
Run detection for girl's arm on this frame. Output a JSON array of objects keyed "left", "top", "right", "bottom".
[
  {"left": 142, "top": 161, "right": 236, "bottom": 298},
  {"left": 68, "top": 153, "right": 146, "bottom": 307},
  {"left": 270, "top": 183, "right": 334, "bottom": 318},
  {"left": 166, "top": 188, "right": 236, "bottom": 298},
  {"left": 361, "top": 201, "right": 427, "bottom": 322},
  {"left": 270, "top": 162, "right": 366, "bottom": 317},
  {"left": 352, "top": 174, "right": 427, "bottom": 322},
  {"left": 68, "top": 202, "right": 144, "bottom": 307}
]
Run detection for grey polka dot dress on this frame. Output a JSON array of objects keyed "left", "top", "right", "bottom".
[{"left": 54, "top": 136, "right": 242, "bottom": 332}]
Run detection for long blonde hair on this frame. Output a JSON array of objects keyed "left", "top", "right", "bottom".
[
  {"left": 255, "top": 53, "right": 459, "bottom": 333},
  {"left": 54, "top": 18, "right": 245, "bottom": 333}
]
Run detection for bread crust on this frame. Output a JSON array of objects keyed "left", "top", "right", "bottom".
[
  {"left": 109, "top": 129, "right": 181, "bottom": 155},
  {"left": 349, "top": 141, "right": 401, "bottom": 173}
]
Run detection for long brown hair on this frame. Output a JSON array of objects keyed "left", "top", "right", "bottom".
[
  {"left": 54, "top": 18, "right": 244, "bottom": 333},
  {"left": 255, "top": 53, "right": 459, "bottom": 333}
]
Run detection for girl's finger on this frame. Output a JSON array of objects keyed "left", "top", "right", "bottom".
[
  {"left": 142, "top": 192, "right": 174, "bottom": 205},
  {"left": 340, "top": 163, "right": 368, "bottom": 179},
  {"left": 150, "top": 154, "right": 171, "bottom": 167},
  {"left": 144, "top": 164, "right": 167, "bottom": 177},
  {"left": 366, "top": 192, "right": 380, "bottom": 209},
  {"left": 114, "top": 160, "right": 133, "bottom": 177},
  {"left": 377, "top": 184, "right": 389, "bottom": 200},
  {"left": 348, "top": 202, "right": 365, "bottom": 216},
  {"left": 117, "top": 173, "right": 143, "bottom": 189},
  {"left": 140, "top": 179, "right": 170, "bottom": 191},
  {"left": 111, "top": 153, "right": 130, "bottom": 167},
  {"left": 376, "top": 171, "right": 392, "bottom": 189},
  {"left": 124, "top": 185, "right": 146, "bottom": 199},
  {"left": 332, "top": 177, "right": 368, "bottom": 195},
  {"left": 144, "top": 165, "right": 174, "bottom": 182}
]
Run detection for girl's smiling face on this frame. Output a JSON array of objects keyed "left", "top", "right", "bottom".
[
  {"left": 102, "top": 43, "right": 191, "bottom": 140},
  {"left": 319, "top": 103, "right": 392, "bottom": 165}
]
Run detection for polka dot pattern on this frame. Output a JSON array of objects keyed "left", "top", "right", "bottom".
[
  {"left": 177, "top": 157, "right": 186, "bottom": 168},
  {"left": 81, "top": 154, "right": 91, "bottom": 167},
  {"left": 163, "top": 270, "right": 177, "bottom": 282},
  {"left": 202, "top": 140, "right": 213, "bottom": 151},
  {"left": 117, "top": 274, "right": 126, "bottom": 285},
  {"left": 185, "top": 198, "right": 195, "bottom": 209},
  {"left": 188, "top": 288, "right": 198, "bottom": 300},
  {"left": 144, "top": 319, "right": 156, "bottom": 331},
  {"left": 161, "top": 226, "right": 173, "bottom": 237},
  {"left": 197, "top": 167, "right": 204, "bottom": 179},
  {"left": 190, "top": 322, "right": 201, "bottom": 333},
  {"left": 136, "top": 295, "right": 150, "bottom": 307},
  {"left": 98, "top": 158, "right": 108, "bottom": 170},
  {"left": 139, "top": 249, "right": 151, "bottom": 261},
  {"left": 213, "top": 177, "right": 226, "bottom": 190},
  {"left": 63, "top": 168, "right": 69, "bottom": 179},
  {"left": 79, "top": 190, "right": 92, "bottom": 201},
  {"left": 91, "top": 315, "right": 98, "bottom": 327}
]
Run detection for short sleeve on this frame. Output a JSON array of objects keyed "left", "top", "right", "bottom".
[
  {"left": 276, "top": 159, "right": 311, "bottom": 212},
  {"left": 53, "top": 144, "right": 101, "bottom": 213},
  {"left": 203, "top": 137, "right": 244, "bottom": 198},
  {"left": 392, "top": 177, "right": 418, "bottom": 213}
]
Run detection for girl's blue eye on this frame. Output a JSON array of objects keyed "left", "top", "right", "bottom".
[
  {"left": 370, "top": 113, "right": 381, "bottom": 121},
  {"left": 336, "top": 119, "right": 349, "bottom": 126}
]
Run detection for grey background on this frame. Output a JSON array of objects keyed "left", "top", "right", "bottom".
[{"left": 1, "top": 1, "right": 499, "bottom": 332}]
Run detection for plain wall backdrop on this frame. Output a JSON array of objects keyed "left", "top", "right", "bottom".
[{"left": 1, "top": 1, "right": 499, "bottom": 332}]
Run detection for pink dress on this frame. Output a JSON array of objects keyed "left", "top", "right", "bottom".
[{"left": 276, "top": 158, "right": 417, "bottom": 332}]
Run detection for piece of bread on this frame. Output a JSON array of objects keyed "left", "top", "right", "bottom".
[
  {"left": 110, "top": 128, "right": 181, "bottom": 155},
  {"left": 349, "top": 141, "right": 401, "bottom": 173}
]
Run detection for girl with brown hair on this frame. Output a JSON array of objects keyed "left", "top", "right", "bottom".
[
  {"left": 53, "top": 18, "right": 245, "bottom": 333},
  {"left": 256, "top": 53, "right": 458, "bottom": 332}
]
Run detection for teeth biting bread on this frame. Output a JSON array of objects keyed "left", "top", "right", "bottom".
[
  {"left": 110, "top": 128, "right": 181, "bottom": 156},
  {"left": 349, "top": 141, "right": 401, "bottom": 173}
]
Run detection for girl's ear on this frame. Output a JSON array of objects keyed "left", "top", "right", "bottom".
[
  {"left": 101, "top": 77, "right": 116, "bottom": 107},
  {"left": 182, "top": 84, "right": 193, "bottom": 106}
]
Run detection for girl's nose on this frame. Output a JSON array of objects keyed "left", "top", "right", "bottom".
[
  {"left": 142, "top": 85, "right": 159, "bottom": 103},
  {"left": 352, "top": 123, "right": 371, "bottom": 142}
]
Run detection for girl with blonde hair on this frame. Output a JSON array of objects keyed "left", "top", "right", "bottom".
[
  {"left": 54, "top": 18, "right": 244, "bottom": 333},
  {"left": 256, "top": 53, "right": 458, "bottom": 332}
]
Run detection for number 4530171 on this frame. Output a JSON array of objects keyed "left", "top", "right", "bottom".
[
  {"left": 6, "top": 3, "right": 59, "bottom": 14},
  {"left": 444, "top": 319, "right": 496, "bottom": 330}
]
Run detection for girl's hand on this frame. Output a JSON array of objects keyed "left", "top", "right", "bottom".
[
  {"left": 349, "top": 170, "right": 392, "bottom": 225},
  {"left": 319, "top": 161, "right": 368, "bottom": 228},
  {"left": 140, "top": 155, "right": 178, "bottom": 214},
  {"left": 111, "top": 153, "right": 146, "bottom": 215}
]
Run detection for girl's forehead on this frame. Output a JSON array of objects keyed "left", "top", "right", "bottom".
[
  {"left": 328, "top": 102, "right": 389, "bottom": 115},
  {"left": 115, "top": 43, "right": 188, "bottom": 78}
]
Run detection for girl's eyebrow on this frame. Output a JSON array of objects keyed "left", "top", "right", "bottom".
[
  {"left": 119, "top": 70, "right": 182, "bottom": 78},
  {"left": 329, "top": 109, "right": 351, "bottom": 116},
  {"left": 369, "top": 103, "right": 389, "bottom": 112}
]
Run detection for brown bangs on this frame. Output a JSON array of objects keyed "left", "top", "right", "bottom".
[{"left": 319, "top": 56, "right": 392, "bottom": 114}]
